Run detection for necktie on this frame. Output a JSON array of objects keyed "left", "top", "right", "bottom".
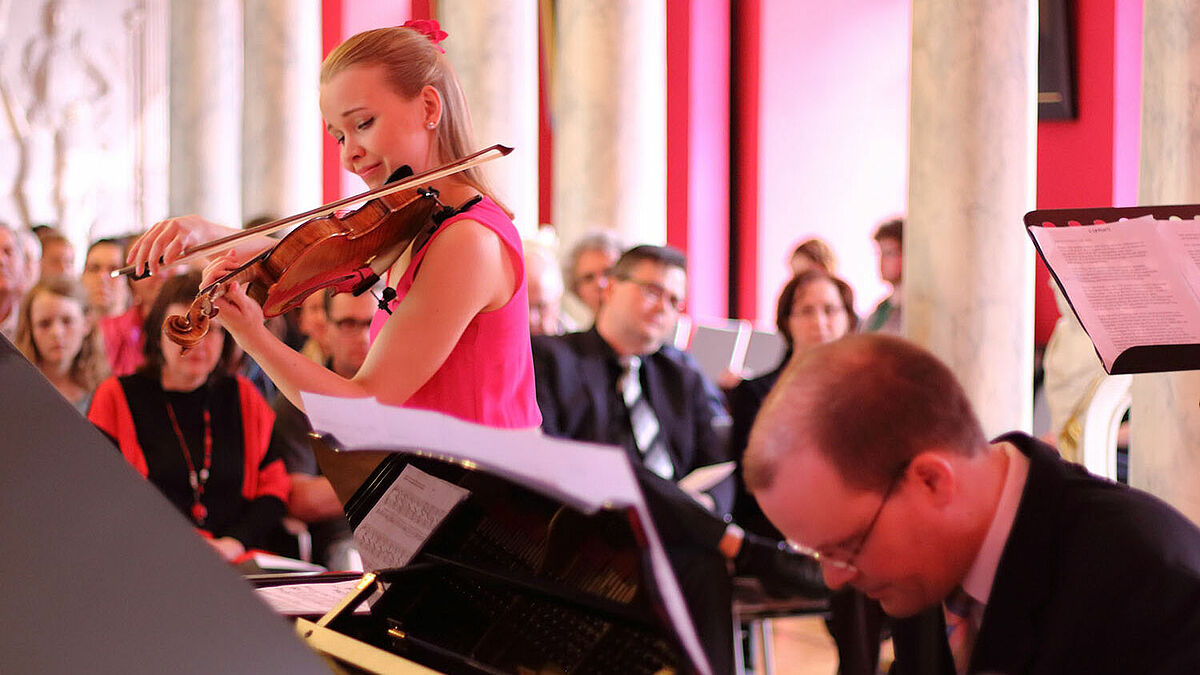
[
  {"left": 944, "top": 587, "right": 979, "bottom": 675},
  {"left": 619, "top": 356, "right": 675, "bottom": 480}
]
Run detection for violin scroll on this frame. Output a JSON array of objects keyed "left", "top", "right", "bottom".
[{"left": 164, "top": 294, "right": 217, "bottom": 351}]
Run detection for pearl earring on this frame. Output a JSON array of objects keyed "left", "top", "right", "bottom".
[{"left": 426, "top": 121, "right": 437, "bottom": 130}]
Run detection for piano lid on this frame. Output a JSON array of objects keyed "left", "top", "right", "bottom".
[
  {"left": 0, "top": 335, "right": 326, "bottom": 673},
  {"left": 301, "top": 392, "right": 713, "bottom": 675}
]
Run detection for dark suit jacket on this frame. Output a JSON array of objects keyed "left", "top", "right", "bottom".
[
  {"left": 531, "top": 329, "right": 734, "bottom": 514},
  {"left": 728, "top": 364, "right": 784, "bottom": 538},
  {"left": 891, "top": 432, "right": 1200, "bottom": 675}
]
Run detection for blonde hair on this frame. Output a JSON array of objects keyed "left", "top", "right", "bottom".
[
  {"left": 321, "top": 26, "right": 511, "bottom": 217},
  {"left": 791, "top": 238, "right": 836, "bottom": 273},
  {"left": 15, "top": 277, "right": 109, "bottom": 392}
]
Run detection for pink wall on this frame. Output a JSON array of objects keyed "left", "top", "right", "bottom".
[
  {"left": 1112, "top": 0, "right": 1142, "bottom": 209},
  {"left": 667, "top": 0, "right": 731, "bottom": 321},
  {"left": 754, "top": 0, "right": 912, "bottom": 324}
]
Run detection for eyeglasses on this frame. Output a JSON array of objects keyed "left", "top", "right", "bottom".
[
  {"left": 330, "top": 317, "right": 373, "bottom": 332},
  {"left": 614, "top": 276, "right": 685, "bottom": 313},
  {"left": 787, "top": 463, "right": 908, "bottom": 574}
]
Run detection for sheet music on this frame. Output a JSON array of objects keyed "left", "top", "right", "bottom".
[
  {"left": 255, "top": 579, "right": 372, "bottom": 616},
  {"left": 1154, "top": 218, "right": 1200, "bottom": 300},
  {"left": 1031, "top": 216, "right": 1200, "bottom": 370},
  {"left": 303, "top": 394, "right": 632, "bottom": 513},
  {"left": 354, "top": 464, "right": 469, "bottom": 571},
  {"left": 300, "top": 393, "right": 714, "bottom": 675}
]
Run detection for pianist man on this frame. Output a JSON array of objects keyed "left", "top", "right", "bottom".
[{"left": 745, "top": 334, "right": 1200, "bottom": 674}]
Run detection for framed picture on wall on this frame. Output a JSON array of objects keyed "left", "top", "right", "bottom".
[{"left": 1038, "top": 0, "right": 1077, "bottom": 120}]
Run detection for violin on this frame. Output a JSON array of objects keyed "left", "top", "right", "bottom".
[{"left": 116, "top": 144, "right": 512, "bottom": 349}]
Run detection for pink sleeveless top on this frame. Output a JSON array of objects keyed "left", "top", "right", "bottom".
[{"left": 369, "top": 196, "right": 542, "bottom": 429}]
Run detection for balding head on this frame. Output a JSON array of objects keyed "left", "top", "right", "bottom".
[{"left": 745, "top": 333, "right": 986, "bottom": 493}]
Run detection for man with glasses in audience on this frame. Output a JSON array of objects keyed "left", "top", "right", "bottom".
[
  {"left": 745, "top": 333, "right": 1200, "bottom": 674},
  {"left": 533, "top": 244, "right": 730, "bottom": 509},
  {"left": 268, "top": 289, "right": 377, "bottom": 570},
  {"left": 532, "top": 245, "right": 828, "bottom": 674}
]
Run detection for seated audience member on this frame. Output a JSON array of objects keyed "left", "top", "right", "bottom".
[
  {"left": 788, "top": 237, "right": 836, "bottom": 276},
  {"left": 15, "top": 277, "right": 109, "bottom": 413},
  {"left": 863, "top": 218, "right": 903, "bottom": 334},
  {"left": 560, "top": 230, "right": 623, "bottom": 329},
  {"left": 730, "top": 270, "right": 857, "bottom": 535},
  {"left": 728, "top": 271, "right": 883, "bottom": 675},
  {"left": 296, "top": 290, "right": 330, "bottom": 364},
  {"left": 745, "top": 334, "right": 1200, "bottom": 674},
  {"left": 1041, "top": 282, "right": 1109, "bottom": 462},
  {"left": 88, "top": 271, "right": 289, "bottom": 562},
  {"left": 0, "top": 223, "right": 24, "bottom": 338},
  {"left": 269, "top": 289, "right": 376, "bottom": 570},
  {"left": 14, "top": 227, "right": 41, "bottom": 295},
  {"left": 713, "top": 239, "right": 837, "bottom": 391},
  {"left": 37, "top": 228, "right": 76, "bottom": 280},
  {"left": 98, "top": 234, "right": 183, "bottom": 377},
  {"left": 534, "top": 244, "right": 732, "bottom": 510},
  {"left": 81, "top": 238, "right": 131, "bottom": 322},
  {"left": 523, "top": 238, "right": 568, "bottom": 336}
]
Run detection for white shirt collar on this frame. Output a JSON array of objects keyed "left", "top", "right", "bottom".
[{"left": 960, "top": 442, "right": 1030, "bottom": 609}]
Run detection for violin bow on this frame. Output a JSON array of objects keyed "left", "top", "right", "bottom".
[{"left": 112, "top": 144, "right": 513, "bottom": 279}]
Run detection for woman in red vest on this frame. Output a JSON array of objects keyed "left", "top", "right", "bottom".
[{"left": 89, "top": 271, "right": 289, "bottom": 561}]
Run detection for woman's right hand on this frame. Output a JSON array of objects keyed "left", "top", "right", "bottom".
[{"left": 126, "top": 215, "right": 237, "bottom": 277}]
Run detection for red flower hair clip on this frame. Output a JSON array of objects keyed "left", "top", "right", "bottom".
[{"left": 402, "top": 19, "right": 448, "bottom": 53}]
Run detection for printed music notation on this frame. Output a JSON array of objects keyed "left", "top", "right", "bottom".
[{"left": 353, "top": 464, "right": 469, "bottom": 571}]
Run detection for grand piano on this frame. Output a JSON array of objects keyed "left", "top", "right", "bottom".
[
  {"left": 1, "top": 329, "right": 736, "bottom": 673},
  {"left": 296, "top": 395, "right": 723, "bottom": 675}
]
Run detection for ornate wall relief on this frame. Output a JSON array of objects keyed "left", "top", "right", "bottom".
[{"left": 0, "top": 0, "right": 167, "bottom": 253}]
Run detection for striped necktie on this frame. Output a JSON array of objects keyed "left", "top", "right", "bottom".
[
  {"left": 619, "top": 356, "right": 675, "bottom": 480},
  {"left": 944, "top": 586, "right": 980, "bottom": 675}
]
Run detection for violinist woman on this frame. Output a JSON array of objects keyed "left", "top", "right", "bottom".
[
  {"left": 88, "top": 272, "right": 289, "bottom": 561},
  {"left": 126, "top": 22, "right": 540, "bottom": 433},
  {"left": 15, "top": 277, "right": 109, "bottom": 414}
]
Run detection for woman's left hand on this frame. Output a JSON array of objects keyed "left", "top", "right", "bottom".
[{"left": 203, "top": 252, "right": 265, "bottom": 339}]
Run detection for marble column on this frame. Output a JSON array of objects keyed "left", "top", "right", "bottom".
[
  {"left": 168, "top": 0, "right": 242, "bottom": 225},
  {"left": 440, "top": 1, "right": 539, "bottom": 236},
  {"left": 242, "top": 0, "right": 321, "bottom": 224},
  {"left": 552, "top": 0, "right": 666, "bottom": 249},
  {"left": 1130, "top": 3, "right": 1200, "bottom": 524},
  {"left": 906, "top": 0, "right": 1037, "bottom": 436}
]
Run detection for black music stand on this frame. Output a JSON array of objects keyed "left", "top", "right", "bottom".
[
  {"left": 1025, "top": 204, "right": 1200, "bottom": 374},
  {"left": 0, "top": 336, "right": 325, "bottom": 673}
]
